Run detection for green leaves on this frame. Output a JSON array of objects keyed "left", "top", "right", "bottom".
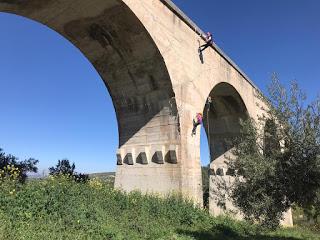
[
  {"left": 225, "top": 76, "right": 320, "bottom": 228},
  {"left": 48, "top": 159, "right": 89, "bottom": 183},
  {"left": 0, "top": 148, "right": 38, "bottom": 183}
]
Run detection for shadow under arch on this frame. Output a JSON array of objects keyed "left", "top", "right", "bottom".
[
  {"left": 202, "top": 82, "right": 248, "bottom": 165},
  {"left": 0, "top": 0, "right": 179, "bottom": 148}
]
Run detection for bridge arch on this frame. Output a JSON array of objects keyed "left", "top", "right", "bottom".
[
  {"left": 0, "top": 0, "right": 179, "bottom": 148},
  {"left": 202, "top": 82, "right": 248, "bottom": 166},
  {"left": 1, "top": 0, "right": 276, "bottom": 209},
  {"left": 0, "top": 0, "right": 186, "bottom": 197},
  {"left": 202, "top": 82, "right": 249, "bottom": 215}
]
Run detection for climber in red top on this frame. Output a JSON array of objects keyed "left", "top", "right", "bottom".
[{"left": 191, "top": 113, "right": 203, "bottom": 136}]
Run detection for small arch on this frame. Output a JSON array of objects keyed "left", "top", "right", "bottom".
[
  {"left": 200, "top": 82, "right": 248, "bottom": 209},
  {"left": 202, "top": 82, "right": 248, "bottom": 162},
  {"left": 226, "top": 168, "right": 235, "bottom": 176},
  {"left": 216, "top": 168, "right": 224, "bottom": 176}
]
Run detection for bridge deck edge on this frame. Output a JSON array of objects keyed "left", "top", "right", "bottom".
[{"left": 160, "top": 0, "right": 260, "bottom": 92}]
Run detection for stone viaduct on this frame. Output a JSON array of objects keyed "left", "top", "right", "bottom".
[{"left": 0, "top": 0, "right": 292, "bottom": 225}]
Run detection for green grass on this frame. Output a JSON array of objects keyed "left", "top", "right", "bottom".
[
  {"left": 292, "top": 206, "right": 320, "bottom": 233},
  {"left": 0, "top": 177, "right": 319, "bottom": 240}
]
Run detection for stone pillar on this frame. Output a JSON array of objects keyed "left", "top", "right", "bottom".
[
  {"left": 115, "top": 95, "right": 203, "bottom": 205},
  {"left": 114, "top": 96, "right": 184, "bottom": 196}
]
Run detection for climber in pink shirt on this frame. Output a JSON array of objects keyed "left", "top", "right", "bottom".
[
  {"left": 191, "top": 113, "right": 203, "bottom": 136},
  {"left": 199, "top": 32, "right": 213, "bottom": 53}
]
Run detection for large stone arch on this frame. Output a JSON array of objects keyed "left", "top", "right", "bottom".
[
  {"left": 0, "top": 0, "right": 179, "bottom": 147},
  {"left": 0, "top": 0, "right": 181, "bottom": 193}
]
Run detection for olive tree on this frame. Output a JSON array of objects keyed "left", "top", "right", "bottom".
[{"left": 221, "top": 75, "right": 320, "bottom": 228}]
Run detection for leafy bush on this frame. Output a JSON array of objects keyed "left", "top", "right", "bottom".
[
  {"left": 216, "top": 77, "right": 320, "bottom": 229},
  {"left": 0, "top": 148, "right": 38, "bottom": 183},
  {"left": 49, "top": 159, "right": 88, "bottom": 182}
]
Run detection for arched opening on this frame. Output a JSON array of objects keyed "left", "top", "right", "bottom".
[
  {"left": 0, "top": 1, "right": 179, "bottom": 176},
  {"left": 201, "top": 82, "right": 248, "bottom": 208},
  {"left": 203, "top": 82, "right": 248, "bottom": 164},
  {"left": 0, "top": 12, "right": 118, "bottom": 174}
]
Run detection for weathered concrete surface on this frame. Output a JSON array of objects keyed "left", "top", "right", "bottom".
[{"left": 0, "top": 0, "right": 292, "bottom": 225}]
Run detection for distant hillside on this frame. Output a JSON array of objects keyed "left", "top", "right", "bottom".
[
  {"left": 89, "top": 172, "right": 115, "bottom": 178},
  {"left": 89, "top": 172, "right": 115, "bottom": 185}
]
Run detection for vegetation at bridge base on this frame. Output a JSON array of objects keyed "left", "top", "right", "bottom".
[
  {"left": 293, "top": 205, "right": 320, "bottom": 233},
  {"left": 214, "top": 75, "right": 320, "bottom": 229},
  {"left": 0, "top": 176, "right": 319, "bottom": 240}
]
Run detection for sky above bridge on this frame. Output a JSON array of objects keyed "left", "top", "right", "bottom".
[{"left": 0, "top": 0, "right": 319, "bottom": 174}]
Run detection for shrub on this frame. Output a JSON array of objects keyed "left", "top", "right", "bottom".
[
  {"left": 49, "top": 159, "right": 88, "bottom": 183},
  {"left": 216, "top": 77, "right": 320, "bottom": 229},
  {"left": 0, "top": 148, "right": 38, "bottom": 183}
]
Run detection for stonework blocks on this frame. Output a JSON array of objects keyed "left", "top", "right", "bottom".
[
  {"left": 136, "top": 152, "right": 148, "bottom": 165},
  {"left": 165, "top": 150, "right": 177, "bottom": 164},
  {"left": 116, "top": 145, "right": 179, "bottom": 166},
  {"left": 124, "top": 153, "right": 134, "bottom": 165},
  {"left": 152, "top": 151, "right": 164, "bottom": 164},
  {"left": 116, "top": 153, "right": 122, "bottom": 165}
]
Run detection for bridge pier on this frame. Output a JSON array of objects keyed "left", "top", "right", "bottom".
[{"left": 114, "top": 100, "right": 203, "bottom": 205}]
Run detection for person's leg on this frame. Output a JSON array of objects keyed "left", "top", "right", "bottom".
[
  {"left": 191, "top": 126, "right": 196, "bottom": 136},
  {"left": 200, "top": 43, "right": 207, "bottom": 49},
  {"left": 191, "top": 122, "right": 200, "bottom": 136},
  {"left": 192, "top": 119, "right": 197, "bottom": 136},
  {"left": 200, "top": 43, "right": 211, "bottom": 52},
  {"left": 199, "top": 43, "right": 205, "bottom": 51}
]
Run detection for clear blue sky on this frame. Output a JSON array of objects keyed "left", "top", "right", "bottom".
[{"left": 0, "top": 0, "right": 319, "bottom": 174}]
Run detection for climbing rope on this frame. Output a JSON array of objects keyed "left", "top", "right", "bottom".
[{"left": 206, "top": 97, "right": 212, "bottom": 162}]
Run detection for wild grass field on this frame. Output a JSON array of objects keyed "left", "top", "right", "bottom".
[{"left": 0, "top": 176, "right": 319, "bottom": 240}]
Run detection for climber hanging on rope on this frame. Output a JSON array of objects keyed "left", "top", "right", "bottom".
[
  {"left": 199, "top": 32, "right": 213, "bottom": 53},
  {"left": 191, "top": 112, "right": 203, "bottom": 136}
]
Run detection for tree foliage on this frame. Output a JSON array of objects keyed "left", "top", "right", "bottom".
[
  {"left": 0, "top": 148, "right": 38, "bottom": 183},
  {"left": 49, "top": 159, "right": 88, "bottom": 182},
  {"left": 49, "top": 159, "right": 75, "bottom": 176},
  {"left": 224, "top": 75, "right": 320, "bottom": 228}
]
